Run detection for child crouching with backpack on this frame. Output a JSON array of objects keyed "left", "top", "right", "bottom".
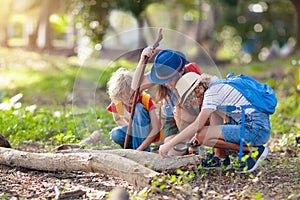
[
  {"left": 107, "top": 68, "right": 161, "bottom": 151},
  {"left": 159, "top": 72, "right": 277, "bottom": 173}
]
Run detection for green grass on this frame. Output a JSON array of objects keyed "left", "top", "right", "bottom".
[
  {"left": 0, "top": 47, "right": 118, "bottom": 147},
  {"left": 0, "top": 47, "right": 137, "bottom": 105},
  {"left": 0, "top": 47, "right": 77, "bottom": 104},
  {"left": 0, "top": 95, "right": 115, "bottom": 147}
]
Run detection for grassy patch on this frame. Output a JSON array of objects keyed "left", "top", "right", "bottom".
[{"left": 0, "top": 47, "right": 78, "bottom": 104}]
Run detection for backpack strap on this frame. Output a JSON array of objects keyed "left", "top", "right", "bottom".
[
  {"left": 217, "top": 104, "right": 254, "bottom": 162},
  {"left": 142, "top": 92, "right": 164, "bottom": 142},
  {"left": 115, "top": 101, "right": 124, "bottom": 116},
  {"left": 141, "top": 92, "right": 151, "bottom": 111},
  {"left": 153, "top": 101, "right": 164, "bottom": 142}
]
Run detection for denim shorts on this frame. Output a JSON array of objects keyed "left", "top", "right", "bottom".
[{"left": 221, "top": 111, "right": 270, "bottom": 146}]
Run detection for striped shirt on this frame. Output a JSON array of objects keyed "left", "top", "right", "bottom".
[{"left": 202, "top": 83, "right": 254, "bottom": 114}]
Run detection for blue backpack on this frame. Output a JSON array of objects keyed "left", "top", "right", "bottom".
[{"left": 212, "top": 73, "right": 277, "bottom": 114}]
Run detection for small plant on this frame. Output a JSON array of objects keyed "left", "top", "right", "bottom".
[{"left": 142, "top": 169, "right": 199, "bottom": 199}]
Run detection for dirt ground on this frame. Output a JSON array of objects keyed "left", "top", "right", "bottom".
[{"left": 0, "top": 138, "right": 299, "bottom": 200}]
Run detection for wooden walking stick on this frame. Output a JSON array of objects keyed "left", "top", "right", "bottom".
[{"left": 124, "top": 28, "right": 163, "bottom": 149}]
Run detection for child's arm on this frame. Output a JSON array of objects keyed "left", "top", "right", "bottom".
[
  {"left": 159, "top": 108, "right": 213, "bottom": 157},
  {"left": 136, "top": 109, "right": 161, "bottom": 151},
  {"left": 112, "top": 112, "right": 128, "bottom": 126},
  {"left": 131, "top": 47, "right": 156, "bottom": 92}
]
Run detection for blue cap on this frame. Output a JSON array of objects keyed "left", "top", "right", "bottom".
[{"left": 146, "top": 49, "right": 186, "bottom": 84}]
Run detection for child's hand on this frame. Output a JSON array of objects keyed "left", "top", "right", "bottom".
[
  {"left": 189, "top": 134, "right": 200, "bottom": 147},
  {"left": 141, "top": 46, "right": 156, "bottom": 59},
  {"left": 159, "top": 143, "right": 172, "bottom": 157}
]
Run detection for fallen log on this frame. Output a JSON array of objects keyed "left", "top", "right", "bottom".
[
  {"left": 0, "top": 147, "right": 158, "bottom": 189},
  {"left": 55, "top": 148, "right": 202, "bottom": 172},
  {"left": 104, "top": 149, "right": 201, "bottom": 172}
]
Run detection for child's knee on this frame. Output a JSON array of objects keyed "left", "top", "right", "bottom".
[
  {"left": 110, "top": 127, "right": 125, "bottom": 143},
  {"left": 110, "top": 130, "right": 118, "bottom": 142}
]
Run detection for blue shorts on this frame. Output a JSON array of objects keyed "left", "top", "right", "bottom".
[{"left": 221, "top": 111, "right": 270, "bottom": 146}]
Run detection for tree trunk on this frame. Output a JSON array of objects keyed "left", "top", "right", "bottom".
[
  {"left": 29, "top": 0, "right": 60, "bottom": 50},
  {"left": 39, "top": 0, "right": 54, "bottom": 50},
  {"left": 0, "top": 147, "right": 158, "bottom": 189},
  {"left": 137, "top": 17, "right": 148, "bottom": 48},
  {"left": 291, "top": 0, "right": 300, "bottom": 52},
  {"left": 0, "top": 0, "right": 13, "bottom": 47}
]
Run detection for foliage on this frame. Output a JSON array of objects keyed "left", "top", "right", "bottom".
[
  {"left": 70, "top": 0, "right": 161, "bottom": 47},
  {"left": 70, "top": 0, "right": 157, "bottom": 45},
  {"left": 50, "top": 14, "right": 71, "bottom": 33},
  {"left": 1, "top": 0, "right": 298, "bottom": 64},
  {"left": 139, "top": 169, "right": 199, "bottom": 199},
  {"left": 114, "top": 0, "right": 155, "bottom": 19},
  {"left": 0, "top": 93, "right": 115, "bottom": 147},
  {"left": 271, "top": 93, "right": 300, "bottom": 149},
  {"left": 217, "top": 0, "right": 296, "bottom": 58},
  {"left": 70, "top": 0, "right": 112, "bottom": 44},
  {"left": 0, "top": 47, "right": 121, "bottom": 147}
]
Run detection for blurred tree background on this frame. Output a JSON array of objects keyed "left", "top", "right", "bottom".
[{"left": 0, "top": 0, "right": 299, "bottom": 63}]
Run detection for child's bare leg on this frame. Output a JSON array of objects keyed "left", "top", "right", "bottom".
[{"left": 209, "top": 111, "right": 226, "bottom": 158}]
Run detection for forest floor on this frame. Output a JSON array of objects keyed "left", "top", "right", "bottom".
[{"left": 0, "top": 136, "right": 299, "bottom": 200}]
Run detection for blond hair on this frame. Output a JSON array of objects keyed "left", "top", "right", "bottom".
[
  {"left": 107, "top": 68, "right": 133, "bottom": 103},
  {"left": 181, "top": 73, "right": 219, "bottom": 111}
]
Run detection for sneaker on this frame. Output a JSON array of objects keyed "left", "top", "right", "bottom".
[
  {"left": 202, "top": 155, "right": 232, "bottom": 171},
  {"left": 237, "top": 146, "right": 269, "bottom": 173}
]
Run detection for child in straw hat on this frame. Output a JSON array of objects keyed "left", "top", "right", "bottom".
[{"left": 159, "top": 72, "right": 270, "bottom": 173}]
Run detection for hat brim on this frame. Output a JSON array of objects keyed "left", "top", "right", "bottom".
[
  {"left": 146, "top": 70, "right": 181, "bottom": 85},
  {"left": 180, "top": 79, "right": 201, "bottom": 104}
]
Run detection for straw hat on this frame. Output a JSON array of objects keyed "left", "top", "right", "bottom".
[
  {"left": 175, "top": 72, "right": 202, "bottom": 104},
  {"left": 146, "top": 49, "right": 186, "bottom": 84}
]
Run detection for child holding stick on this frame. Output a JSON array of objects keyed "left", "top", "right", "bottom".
[{"left": 107, "top": 68, "right": 161, "bottom": 151}]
